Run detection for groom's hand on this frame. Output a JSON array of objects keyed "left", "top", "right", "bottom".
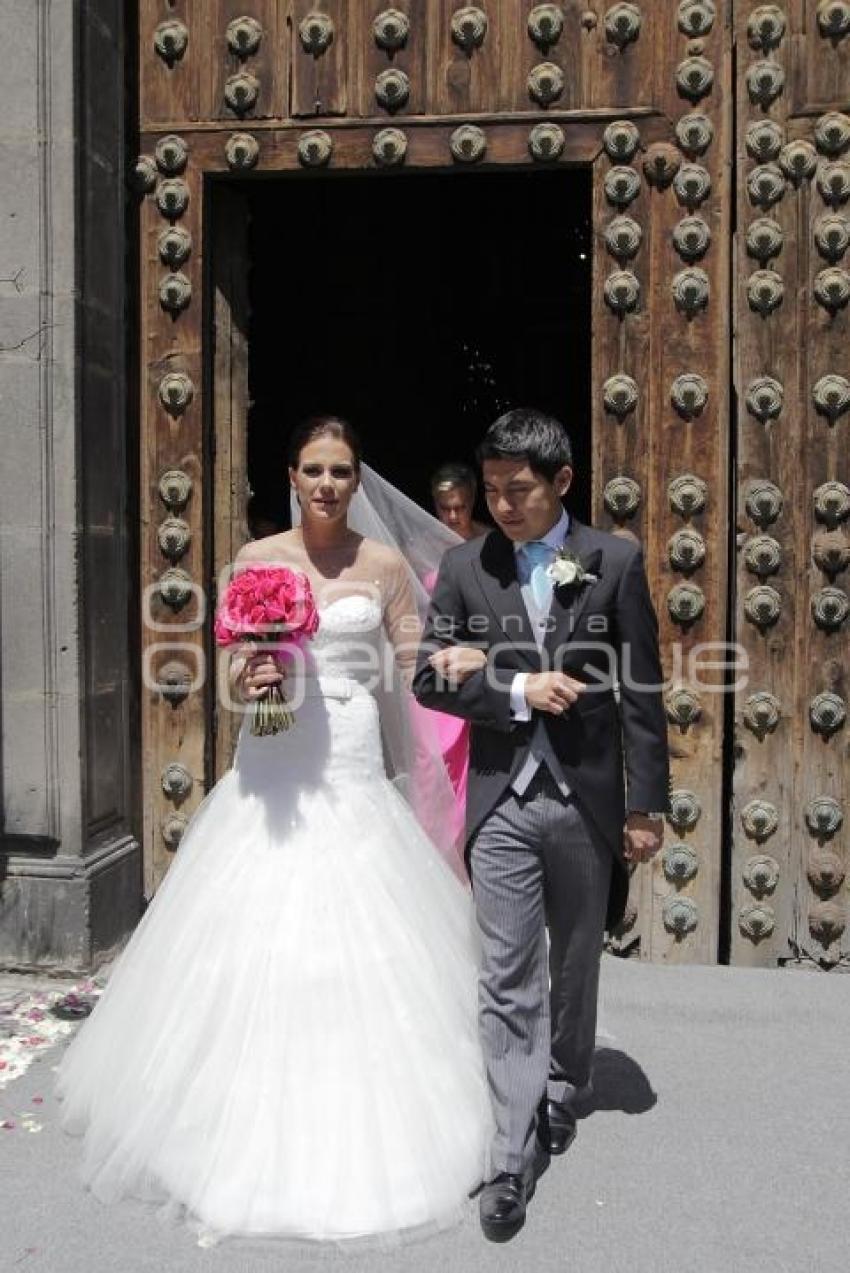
[
  {"left": 524, "top": 672, "right": 587, "bottom": 715},
  {"left": 623, "top": 814, "right": 664, "bottom": 863},
  {"left": 427, "top": 645, "right": 487, "bottom": 685}
]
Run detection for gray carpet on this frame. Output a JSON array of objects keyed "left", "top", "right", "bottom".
[{"left": 3, "top": 957, "right": 849, "bottom": 1273}]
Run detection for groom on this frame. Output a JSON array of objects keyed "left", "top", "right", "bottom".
[{"left": 413, "top": 409, "right": 670, "bottom": 1242}]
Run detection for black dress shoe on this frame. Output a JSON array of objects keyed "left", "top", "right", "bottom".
[
  {"left": 479, "top": 1170, "right": 536, "bottom": 1242},
  {"left": 537, "top": 1099, "right": 577, "bottom": 1155}
]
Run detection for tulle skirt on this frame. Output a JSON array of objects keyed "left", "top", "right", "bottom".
[{"left": 55, "top": 690, "right": 493, "bottom": 1245}]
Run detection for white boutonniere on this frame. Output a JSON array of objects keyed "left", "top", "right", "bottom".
[{"left": 547, "top": 547, "right": 599, "bottom": 589}]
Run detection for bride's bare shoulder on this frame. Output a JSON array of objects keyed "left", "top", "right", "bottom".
[{"left": 235, "top": 531, "right": 301, "bottom": 565}]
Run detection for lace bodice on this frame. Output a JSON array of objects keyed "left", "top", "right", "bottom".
[
  {"left": 230, "top": 538, "right": 461, "bottom": 863},
  {"left": 233, "top": 533, "right": 422, "bottom": 687},
  {"left": 305, "top": 595, "right": 386, "bottom": 684}
]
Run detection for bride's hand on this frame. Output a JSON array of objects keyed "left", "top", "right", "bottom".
[
  {"left": 427, "top": 645, "right": 487, "bottom": 684},
  {"left": 233, "top": 642, "right": 283, "bottom": 703}
]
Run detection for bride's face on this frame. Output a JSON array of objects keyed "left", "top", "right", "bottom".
[{"left": 289, "top": 437, "right": 360, "bottom": 527}]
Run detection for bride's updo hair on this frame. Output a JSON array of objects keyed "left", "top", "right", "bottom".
[{"left": 287, "top": 414, "right": 362, "bottom": 473}]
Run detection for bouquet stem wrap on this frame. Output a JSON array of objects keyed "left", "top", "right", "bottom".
[{"left": 249, "top": 659, "right": 294, "bottom": 736}]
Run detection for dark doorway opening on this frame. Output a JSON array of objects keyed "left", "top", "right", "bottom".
[{"left": 243, "top": 166, "right": 592, "bottom": 528}]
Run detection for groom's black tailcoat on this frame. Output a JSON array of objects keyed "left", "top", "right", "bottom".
[{"left": 413, "top": 518, "right": 671, "bottom": 931}]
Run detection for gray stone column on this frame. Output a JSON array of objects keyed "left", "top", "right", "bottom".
[{"left": 0, "top": 0, "right": 141, "bottom": 971}]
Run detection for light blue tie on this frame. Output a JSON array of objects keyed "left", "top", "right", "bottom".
[{"left": 522, "top": 541, "right": 553, "bottom": 610}]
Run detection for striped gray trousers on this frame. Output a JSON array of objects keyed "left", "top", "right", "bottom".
[{"left": 469, "top": 767, "right": 613, "bottom": 1176}]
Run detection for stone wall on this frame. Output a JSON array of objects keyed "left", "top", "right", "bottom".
[{"left": 0, "top": 0, "right": 141, "bottom": 971}]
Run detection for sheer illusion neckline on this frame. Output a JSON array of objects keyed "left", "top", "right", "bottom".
[
  {"left": 241, "top": 546, "right": 385, "bottom": 612},
  {"left": 238, "top": 536, "right": 419, "bottom": 666}
]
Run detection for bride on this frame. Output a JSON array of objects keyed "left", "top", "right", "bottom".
[{"left": 55, "top": 415, "right": 494, "bottom": 1245}]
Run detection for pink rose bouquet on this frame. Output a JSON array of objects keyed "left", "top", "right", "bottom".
[{"left": 214, "top": 565, "right": 320, "bottom": 736}]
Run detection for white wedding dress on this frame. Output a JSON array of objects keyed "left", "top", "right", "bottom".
[{"left": 55, "top": 588, "right": 493, "bottom": 1246}]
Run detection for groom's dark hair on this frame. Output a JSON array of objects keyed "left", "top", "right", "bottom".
[{"left": 476, "top": 408, "right": 573, "bottom": 482}]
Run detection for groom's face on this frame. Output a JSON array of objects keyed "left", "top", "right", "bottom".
[{"left": 482, "top": 458, "right": 572, "bottom": 543}]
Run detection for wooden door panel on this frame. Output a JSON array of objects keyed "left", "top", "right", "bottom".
[
  {"left": 428, "top": 0, "right": 509, "bottom": 115},
  {"left": 585, "top": 4, "right": 658, "bottom": 111},
  {"left": 141, "top": 1, "right": 289, "bottom": 126},
  {"left": 793, "top": 0, "right": 850, "bottom": 113},
  {"left": 201, "top": 0, "right": 289, "bottom": 123},
  {"left": 496, "top": 1, "right": 583, "bottom": 114},
  {"left": 593, "top": 3, "right": 729, "bottom": 963},
  {"left": 732, "top": 2, "right": 850, "bottom": 967},
  {"left": 140, "top": 0, "right": 204, "bottom": 127},
  {"left": 140, "top": 1, "right": 668, "bottom": 127},
  {"left": 352, "top": 0, "right": 430, "bottom": 119},
  {"left": 291, "top": 0, "right": 349, "bottom": 117}
]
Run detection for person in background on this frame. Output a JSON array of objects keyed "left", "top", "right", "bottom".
[
  {"left": 430, "top": 462, "right": 490, "bottom": 542},
  {"left": 425, "top": 462, "right": 488, "bottom": 825}
]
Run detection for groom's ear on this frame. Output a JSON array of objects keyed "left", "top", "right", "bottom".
[{"left": 554, "top": 464, "right": 573, "bottom": 499}]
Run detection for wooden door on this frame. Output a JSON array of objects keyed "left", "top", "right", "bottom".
[
  {"left": 730, "top": 2, "right": 850, "bottom": 968},
  {"left": 592, "top": 6, "right": 731, "bottom": 964},
  {"left": 135, "top": 2, "right": 735, "bottom": 964}
]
